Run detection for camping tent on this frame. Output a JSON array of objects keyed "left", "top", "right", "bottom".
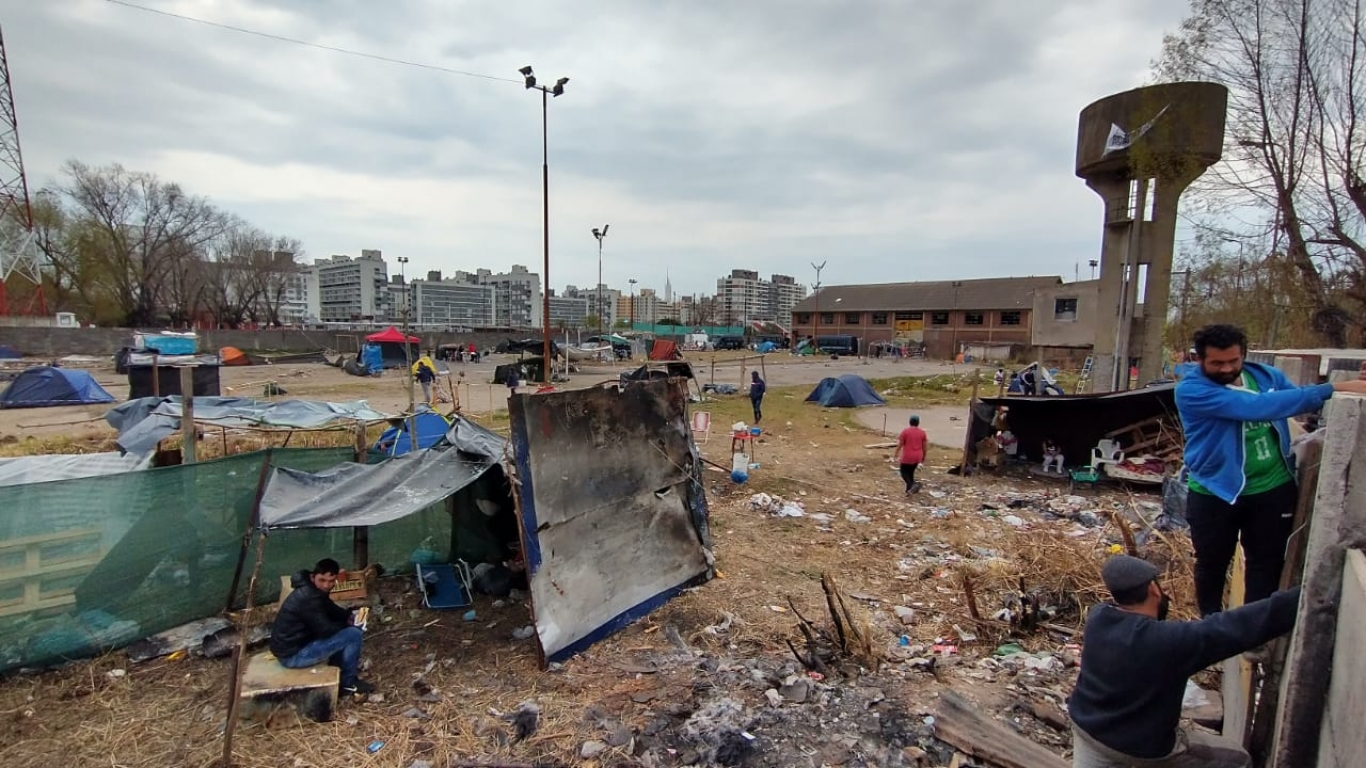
[
  {"left": 365, "top": 327, "right": 421, "bottom": 369},
  {"left": 804, "top": 375, "right": 887, "bottom": 408},
  {"left": 0, "top": 366, "right": 116, "bottom": 409},
  {"left": 219, "top": 347, "right": 251, "bottom": 366},
  {"left": 373, "top": 411, "right": 451, "bottom": 457}
]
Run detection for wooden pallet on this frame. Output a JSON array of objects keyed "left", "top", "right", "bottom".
[
  {"left": 0, "top": 529, "right": 102, "bottom": 617},
  {"left": 1106, "top": 415, "right": 1184, "bottom": 461}
]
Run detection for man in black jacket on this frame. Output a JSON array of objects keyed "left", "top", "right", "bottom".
[
  {"left": 270, "top": 558, "right": 374, "bottom": 695},
  {"left": 1067, "top": 555, "right": 1299, "bottom": 767}
]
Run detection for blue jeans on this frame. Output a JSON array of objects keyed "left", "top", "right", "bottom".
[{"left": 278, "top": 626, "right": 363, "bottom": 688}]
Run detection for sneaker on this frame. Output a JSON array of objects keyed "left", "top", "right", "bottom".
[
  {"left": 342, "top": 680, "right": 376, "bottom": 696},
  {"left": 910, "top": 482, "right": 922, "bottom": 494}
]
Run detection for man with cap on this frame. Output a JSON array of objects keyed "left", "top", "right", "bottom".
[{"left": 1068, "top": 555, "right": 1301, "bottom": 768}]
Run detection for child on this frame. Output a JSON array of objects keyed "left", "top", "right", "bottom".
[{"left": 1042, "top": 439, "right": 1065, "bottom": 474}]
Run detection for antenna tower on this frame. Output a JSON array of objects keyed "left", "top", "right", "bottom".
[{"left": 0, "top": 25, "right": 45, "bottom": 316}]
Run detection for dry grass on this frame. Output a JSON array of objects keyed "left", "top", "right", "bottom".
[{"left": 0, "top": 380, "right": 1192, "bottom": 766}]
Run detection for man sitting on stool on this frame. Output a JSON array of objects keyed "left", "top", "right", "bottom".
[
  {"left": 270, "top": 558, "right": 375, "bottom": 696},
  {"left": 1068, "top": 555, "right": 1300, "bottom": 768}
]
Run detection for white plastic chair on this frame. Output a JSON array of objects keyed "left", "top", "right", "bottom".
[
  {"left": 691, "top": 411, "right": 712, "bottom": 444},
  {"left": 1092, "top": 439, "right": 1124, "bottom": 467}
]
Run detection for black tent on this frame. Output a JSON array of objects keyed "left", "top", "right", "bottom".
[{"left": 972, "top": 383, "right": 1178, "bottom": 465}]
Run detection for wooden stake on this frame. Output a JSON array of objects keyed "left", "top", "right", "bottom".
[
  {"left": 352, "top": 421, "right": 369, "bottom": 569},
  {"left": 225, "top": 449, "right": 275, "bottom": 612},
  {"left": 221, "top": 530, "right": 268, "bottom": 768},
  {"left": 180, "top": 367, "right": 196, "bottom": 464},
  {"left": 958, "top": 369, "right": 980, "bottom": 475}
]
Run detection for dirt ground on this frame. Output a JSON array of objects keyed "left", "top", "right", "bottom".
[{"left": 0, "top": 366, "right": 1197, "bottom": 768}]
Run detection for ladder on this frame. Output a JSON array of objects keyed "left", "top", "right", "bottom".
[{"left": 1076, "top": 356, "right": 1094, "bottom": 394}]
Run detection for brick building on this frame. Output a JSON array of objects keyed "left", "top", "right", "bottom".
[{"left": 789, "top": 276, "right": 1062, "bottom": 359}]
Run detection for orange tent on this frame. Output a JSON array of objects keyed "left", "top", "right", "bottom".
[{"left": 220, "top": 346, "right": 251, "bottom": 366}]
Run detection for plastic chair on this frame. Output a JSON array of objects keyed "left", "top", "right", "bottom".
[
  {"left": 1091, "top": 439, "right": 1124, "bottom": 467},
  {"left": 691, "top": 411, "right": 712, "bottom": 443}
]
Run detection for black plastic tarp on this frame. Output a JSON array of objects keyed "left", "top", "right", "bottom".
[{"left": 974, "top": 383, "right": 1178, "bottom": 465}]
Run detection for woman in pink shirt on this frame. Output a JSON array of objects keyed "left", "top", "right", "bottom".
[{"left": 893, "top": 415, "right": 929, "bottom": 494}]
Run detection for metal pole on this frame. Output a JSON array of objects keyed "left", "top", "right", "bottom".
[
  {"left": 541, "top": 89, "right": 552, "bottom": 383},
  {"left": 596, "top": 236, "right": 603, "bottom": 338},
  {"left": 811, "top": 261, "right": 825, "bottom": 355}
]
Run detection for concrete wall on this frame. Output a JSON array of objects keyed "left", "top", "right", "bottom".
[
  {"left": 1030, "top": 279, "right": 1099, "bottom": 348},
  {"left": 1318, "top": 548, "right": 1366, "bottom": 768},
  {"left": 0, "top": 326, "right": 545, "bottom": 358}
]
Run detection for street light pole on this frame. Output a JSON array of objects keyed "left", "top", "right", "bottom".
[
  {"left": 592, "top": 224, "right": 609, "bottom": 338},
  {"left": 629, "top": 278, "right": 638, "bottom": 327},
  {"left": 397, "top": 256, "right": 413, "bottom": 411},
  {"left": 521, "top": 65, "right": 568, "bottom": 384},
  {"left": 950, "top": 280, "right": 963, "bottom": 361},
  {"left": 810, "top": 261, "right": 826, "bottom": 355}
]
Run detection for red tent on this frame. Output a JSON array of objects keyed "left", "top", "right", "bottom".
[
  {"left": 366, "top": 327, "right": 420, "bottom": 344},
  {"left": 649, "top": 340, "right": 681, "bottom": 361}
]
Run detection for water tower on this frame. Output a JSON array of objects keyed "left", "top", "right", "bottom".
[{"left": 1075, "top": 82, "right": 1227, "bottom": 391}]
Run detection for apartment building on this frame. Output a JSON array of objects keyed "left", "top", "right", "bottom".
[
  {"left": 305, "top": 249, "right": 390, "bottom": 323},
  {"left": 716, "top": 269, "right": 807, "bottom": 324}
]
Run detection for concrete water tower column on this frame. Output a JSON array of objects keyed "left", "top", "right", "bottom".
[{"left": 1075, "top": 83, "right": 1227, "bottom": 392}]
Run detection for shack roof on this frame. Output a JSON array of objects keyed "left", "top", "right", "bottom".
[{"left": 791, "top": 276, "right": 1062, "bottom": 313}]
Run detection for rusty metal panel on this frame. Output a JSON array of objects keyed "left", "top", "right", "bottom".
[{"left": 509, "top": 379, "right": 712, "bottom": 662}]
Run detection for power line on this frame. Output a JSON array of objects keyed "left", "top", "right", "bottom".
[{"left": 104, "top": 0, "right": 519, "bottom": 83}]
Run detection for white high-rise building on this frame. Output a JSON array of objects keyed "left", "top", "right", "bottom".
[
  {"left": 412, "top": 274, "right": 496, "bottom": 328},
  {"left": 715, "top": 269, "right": 807, "bottom": 324},
  {"left": 565, "top": 284, "right": 620, "bottom": 330},
  {"left": 306, "top": 249, "right": 390, "bottom": 322},
  {"left": 454, "top": 265, "right": 541, "bottom": 328}
]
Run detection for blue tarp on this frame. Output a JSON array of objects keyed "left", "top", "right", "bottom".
[
  {"left": 0, "top": 344, "right": 20, "bottom": 359},
  {"left": 360, "top": 344, "right": 383, "bottom": 373},
  {"left": 804, "top": 375, "right": 887, "bottom": 408},
  {"left": 0, "top": 366, "right": 116, "bottom": 409},
  {"left": 373, "top": 410, "right": 452, "bottom": 456},
  {"left": 755, "top": 341, "right": 778, "bottom": 353}
]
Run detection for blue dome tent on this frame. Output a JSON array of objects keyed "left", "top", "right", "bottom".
[
  {"left": 804, "top": 375, "right": 887, "bottom": 408},
  {"left": 0, "top": 366, "right": 116, "bottom": 409},
  {"left": 372, "top": 410, "right": 452, "bottom": 456}
]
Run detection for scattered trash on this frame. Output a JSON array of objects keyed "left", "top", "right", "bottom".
[
  {"left": 952, "top": 624, "right": 977, "bottom": 643},
  {"left": 764, "top": 688, "right": 783, "bottom": 707},
  {"left": 105, "top": 668, "right": 126, "bottom": 679},
  {"left": 580, "top": 740, "right": 609, "bottom": 759},
  {"left": 512, "top": 625, "right": 536, "bottom": 641},
  {"left": 1001, "top": 514, "right": 1026, "bottom": 527},
  {"left": 993, "top": 643, "right": 1025, "bottom": 656},
  {"left": 366, "top": 740, "right": 385, "bottom": 754},
  {"left": 462, "top": 610, "right": 477, "bottom": 622},
  {"left": 844, "top": 509, "right": 872, "bottom": 524},
  {"left": 893, "top": 606, "right": 916, "bottom": 625},
  {"left": 768, "top": 605, "right": 788, "bottom": 613}
]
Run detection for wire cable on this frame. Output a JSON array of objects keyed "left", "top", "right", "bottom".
[{"left": 104, "top": 0, "right": 519, "bottom": 83}]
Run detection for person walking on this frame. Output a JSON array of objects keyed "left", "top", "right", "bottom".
[
  {"left": 1068, "top": 555, "right": 1300, "bottom": 767},
  {"left": 415, "top": 358, "right": 436, "bottom": 404},
  {"left": 1176, "top": 323, "right": 1366, "bottom": 615},
  {"left": 749, "top": 371, "right": 766, "bottom": 424},
  {"left": 892, "top": 415, "right": 929, "bottom": 494}
]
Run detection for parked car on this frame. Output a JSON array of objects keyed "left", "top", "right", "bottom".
[{"left": 715, "top": 336, "right": 746, "bottom": 350}]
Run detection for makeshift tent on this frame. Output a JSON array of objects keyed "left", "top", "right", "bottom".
[
  {"left": 0, "top": 451, "right": 152, "bottom": 487},
  {"left": 106, "top": 396, "right": 392, "bottom": 455},
  {"left": 972, "top": 383, "right": 1178, "bottom": 467},
  {"left": 0, "top": 344, "right": 20, "bottom": 359},
  {"left": 219, "top": 347, "right": 250, "bottom": 366},
  {"left": 804, "top": 375, "right": 887, "bottom": 408},
  {"left": 373, "top": 410, "right": 451, "bottom": 456},
  {"left": 126, "top": 361, "right": 222, "bottom": 399},
  {"left": 755, "top": 341, "right": 778, "bottom": 354},
  {"left": 359, "top": 344, "right": 383, "bottom": 373},
  {"left": 649, "top": 340, "right": 681, "bottom": 361},
  {"left": 0, "top": 366, "right": 116, "bottom": 409},
  {"left": 364, "top": 327, "right": 420, "bottom": 369}
]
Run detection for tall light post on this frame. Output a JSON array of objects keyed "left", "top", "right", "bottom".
[
  {"left": 397, "top": 256, "right": 414, "bottom": 411},
  {"left": 810, "top": 261, "right": 826, "bottom": 354},
  {"left": 592, "top": 224, "right": 609, "bottom": 337},
  {"left": 628, "top": 278, "right": 638, "bottom": 328},
  {"left": 1088, "top": 259, "right": 1099, "bottom": 279},
  {"left": 520, "top": 65, "right": 568, "bottom": 383}
]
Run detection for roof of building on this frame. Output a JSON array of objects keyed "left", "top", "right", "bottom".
[{"left": 790, "top": 276, "right": 1063, "bottom": 313}]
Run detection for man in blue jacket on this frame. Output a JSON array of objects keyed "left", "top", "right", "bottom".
[
  {"left": 1175, "top": 324, "right": 1366, "bottom": 615},
  {"left": 1069, "top": 555, "right": 1300, "bottom": 767}
]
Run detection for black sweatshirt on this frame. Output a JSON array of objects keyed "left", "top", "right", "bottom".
[
  {"left": 1068, "top": 587, "right": 1300, "bottom": 759},
  {"left": 269, "top": 570, "right": 354, "bottom": 659}
]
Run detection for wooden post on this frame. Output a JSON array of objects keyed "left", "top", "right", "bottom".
[
  {"left": 958, "top": 369, "right": 980, "bottom": 475},
  {"left": 221, "top": 531, "right": 268, "bottom": 767},
  {"left": 352, "top": 421, "right": 369, "bottom": 569},
  {"left": 710, "top": 356, "right": 715, "bottom": 388},
  {"left": 180, "top": 367, "right": 196, "bottom": 464},
  {"left": 739, "top": 358, "right": 747, "bottom": 392},
  {"left": 1271, "top": 397, "right": 1366, "bottom": 766},
  {"left": 151, "top": 354, "right": 160, "bottom": 397},
  {"left": 225, "top": 449, "right": 274, "bottom": 612}
]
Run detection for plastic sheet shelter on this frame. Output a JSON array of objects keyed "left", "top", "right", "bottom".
[
  {"left": 365, "top": 327, "right": 420, "bottom": 369},
  {"left": 106, "top": 396, "right": 392, "bottom": 455},
  {"left": 509, "top": 379, "right": 713, "bottom": 663},
  {"left": 648, "top": 340, "right": 681, "bottom": 361},
  {"left": 0, "top": 366, "right": 116, "bottom": 409},
  {"left": 0, "top": 344, "right": 20, "bottom": 359},
  {"left": 258, "top": 416, "right": 506, "bottom": 530},
  {"left": 804, "top": 375, "right": 887, "bottom": 408},
  {"left": 972, "top": 383, "right": 1178, "bottom": 466}
]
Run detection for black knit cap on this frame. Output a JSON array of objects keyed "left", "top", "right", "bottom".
[{"left": 1101, "top": 555, "right": 1160, "bottom": 595}]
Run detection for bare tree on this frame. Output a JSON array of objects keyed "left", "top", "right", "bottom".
[
  {"left": 1157, "top": 0, "right": 1366, "bottom": 345},
  {"left": 246, "top": 236, "right": 304, "bottom": 327},
  {"left": 203, "top": 221, "right": 270, "bottom": 329}
]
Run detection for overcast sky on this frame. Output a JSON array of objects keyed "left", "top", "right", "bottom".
[{"left": 5, "top": 0, "right": 1192, "bottom": 297}]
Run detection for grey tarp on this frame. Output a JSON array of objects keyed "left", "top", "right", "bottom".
[
  {"left": 106, "top": 396, "right": 392, "bottom": 455},
  {"left": 0, "top": 451, "right": 153, "bottom": 487},
  {"left": 258, "top": 417, "right": 507, "bottom": 530}
]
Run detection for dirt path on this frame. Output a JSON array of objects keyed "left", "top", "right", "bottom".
[{"left": 853, "top": 405, "right": 973, "bottom": 450}]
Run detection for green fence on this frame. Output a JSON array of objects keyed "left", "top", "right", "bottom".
[{"left": 0, "top": 448, "right": 452, "bottom": 671}]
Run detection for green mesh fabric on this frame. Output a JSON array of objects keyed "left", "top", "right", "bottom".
[{"left": 0, "top": 447, "right": 451, "bottom": 671}]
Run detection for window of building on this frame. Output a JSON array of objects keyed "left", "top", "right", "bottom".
[
  {"left": 845, "top": 312, "right": 860, "bottom": 324},
  {"left": 964, "top": 312, "right": 984, "bottom": 325},
  {"left": 1000, "top": 310, "right": 1021, "bottom": 326},
  {"left": 821, "top": 313, "right": 835, "bottom": 324},
  {"left": 796, "top": 313, "right": 811, "bottom": 324},
  {"left": 1055, "top": 298, "right": 1078, "bottom": 321},
  {"left": 931, "top": 311, "right": 949, "bottom": 325},
  {"left": 894, "top": 311, "right": 923, "bottom": 321},
  {"left": 871, "top": 312, "right": 888, "bottom": 325}
]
